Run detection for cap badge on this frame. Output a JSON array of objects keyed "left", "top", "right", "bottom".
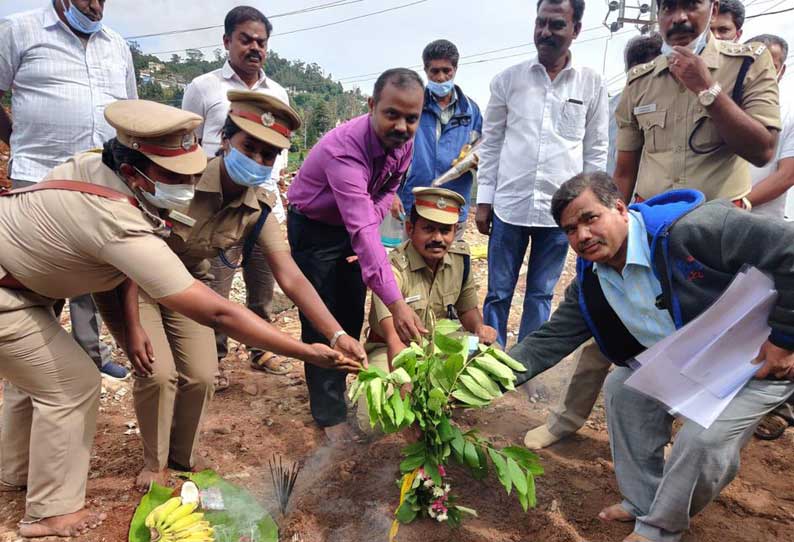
[
  {"left": 436, "top": 197, "right": 448, "bottom": 209},
  {"left": 181, "top": 134, "right": 194, "bottom": 151},
  {"left": 261, "top": 112, "right": 276, "bottom": 127}
]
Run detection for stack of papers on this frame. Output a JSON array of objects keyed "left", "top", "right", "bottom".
[{"left": 624, "top": 267, "right": 776, "bottom": 428}]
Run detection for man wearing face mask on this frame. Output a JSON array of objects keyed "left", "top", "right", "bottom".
[
  {"left": 613, "top": 0, "right": 781, "bottom": 206},
  {"left": 287, "top": 68, "right": 427, "bottom": 442},
  {"left": 395, "top": 40, "right": 482, "bottom": 238},
  {"left": 0, "top": 0, "right": 139, "bottom": 380},
  {"left": 95, "top": 91, "right": 367, "bottom": 490},
  {"left": 183, "top": 6, "right": 293, "bottom": 378}
]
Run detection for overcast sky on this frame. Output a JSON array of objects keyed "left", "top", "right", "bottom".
[{"left": 4, "top": 0, "right": 793, "bottom": 106}]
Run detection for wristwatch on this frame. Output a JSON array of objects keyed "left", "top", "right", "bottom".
[
  {"left": 698, "top": 82, "right": 722, "bottom": 107},
  {"left": 330, "top": 330, "right": 347, "bottom": 348}
]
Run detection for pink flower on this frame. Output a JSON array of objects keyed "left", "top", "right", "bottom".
[
  {"left": 438, "top": 465, "right": 447, "bottom": 477},
  {"left": 418, "top": 468, "right": 426, "bottom": 479}
]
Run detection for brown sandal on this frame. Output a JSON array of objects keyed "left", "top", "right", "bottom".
[
  {"left": 250, "top": 351, "right": 293, "bottom": 375},
  {"left": 755, "top": 412, "right": 790, "bottom": 440}
]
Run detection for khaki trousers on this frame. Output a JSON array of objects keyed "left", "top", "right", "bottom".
[
  {"left": 0, "top": 307, "right": 100, "bottom": 519},
  {"left": 546, "top": 339, "right": 612, "bottom": 437},
  {"left": 133, "top": 296, "right": 217, "bottom": 470}
]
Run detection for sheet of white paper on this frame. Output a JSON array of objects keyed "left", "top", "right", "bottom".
[{"left": 624, "top": 268, "right": 776, "bottom": 428}]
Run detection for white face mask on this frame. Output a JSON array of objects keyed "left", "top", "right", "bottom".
[
  {"left": 134, "top": 167, "right": 195, "bottom": 210},
  {"left": 661, "top": 6, "right": 713, "bottom": 57}
]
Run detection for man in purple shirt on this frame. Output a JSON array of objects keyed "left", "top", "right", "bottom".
[{"left": 287, "top": 68, "right": 426, "bottom": 440}]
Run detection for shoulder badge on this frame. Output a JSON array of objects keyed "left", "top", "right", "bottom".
[
  {"left": 389, "top": 245, "right": 410, "bottom": 270},
  {"left": 254, "top": 187, "right": 277, "bottom": 209},
  {"left": 448, "top": 240, "right": 471, "bottom": 256},
  {"left": 719, "top": 40, "right": 765, "bottom": 58},
  {"left": 627, "top": 60, "right": 656, "bottom": 84}
]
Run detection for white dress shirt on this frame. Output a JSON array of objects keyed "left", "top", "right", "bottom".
[
  {"left": 182, "top": 61, "right": 289, "bottom": 222},
  {"left": 750, "top": 92, "right": 793, "bottom": 219},
  {"left": 476, "top": 55, "right": 608, "bottom": 227},
  {"left": 0, "top": 4, "right": 138, "bottom": 182}
]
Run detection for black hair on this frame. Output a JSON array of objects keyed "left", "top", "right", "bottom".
[
  {"left": 101, "top": 138, "right": 150, "bottom": 173},
  {"left": 624, "top": 33, "right": 663, "bottom": 71},
  {"left": 536, "top": 0, "right": 586, "bottom": 23},
  {"left": 372, "top": 68, "right": 424, "bottom": 103},
  {"left": 551, "top": 172, "right": 623, "bottom": 226},
  {"left": 422, "top": 39, "right": 460, "bottom": 68},
  {"left": 224, "top": 6, "right": 272, "bottom": 38},
  {"left": 719, "top": 0, "right": 745, "bottom": 30},
  {"left": 746, "top": 34, "right": 789, "bottom": 60},
  {"left": 409, "top": 206, "right": 420, "bottom": 225}
]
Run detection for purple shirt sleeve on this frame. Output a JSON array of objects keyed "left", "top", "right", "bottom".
[{"left": 325, "top": 155, "right": 402, "bottom": 306}]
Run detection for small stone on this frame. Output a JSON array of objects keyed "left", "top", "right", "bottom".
[
  {"left": 212, "top": 426, "right": 232, "bottom": 435},
  {"left": 125, "top": 420, "right": 137, "bottom": 429},
  {"left": 550, "top": 499, "right": 560, "bottom": 513},
  {"left": 242, "top": 383, "right": 259, "bottom": 396},
  {"left": 265, "top": 418, "right": 274, "bottom": 427}
]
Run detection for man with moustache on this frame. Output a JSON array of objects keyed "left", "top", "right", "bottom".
[
  {"left": 476, "top": 0, "right": 608, "bottom": 349},
  {"left": 183, "top": 6, "right": 293, "bottom": 377},
  {"left": 287, "top": 68, "right": 427, "bottom": 441},
  {"left": 511, "top": 173, "right": 794, "bottom": 542},
  {"left": 0, "top": 0, "right": 138, "bottom": 380},
  {"left": 612, "top": 0, "right": 781, "bottom": 206},
  {"left": 356, "top": 187, "right": 497, "bottom": 433}
]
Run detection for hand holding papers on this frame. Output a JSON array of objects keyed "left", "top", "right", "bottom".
[{"left": 624, "top": 267, "right": 776, "bottom": 428}]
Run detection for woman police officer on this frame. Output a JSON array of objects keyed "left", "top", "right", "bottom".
[{"left": 0, "top": 99, "right": 361, "bottom": 538}]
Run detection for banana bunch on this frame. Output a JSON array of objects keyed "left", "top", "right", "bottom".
[{"left": 144, "top": 497, "right": 214, "bottom": 541}]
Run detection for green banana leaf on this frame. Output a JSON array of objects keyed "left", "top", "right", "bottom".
[{"left": 128, "top": 470, "right": 279, "bottom": 542}]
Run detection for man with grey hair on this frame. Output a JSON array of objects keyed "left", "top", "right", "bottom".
[{"left": 512, "top": 172, "right": 794, "bottom": 542}]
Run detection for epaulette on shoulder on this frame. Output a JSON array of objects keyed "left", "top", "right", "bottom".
[
  {"left": 627, "top": 61, "right": 656, "bottom": 84},
  {"left": 719, "top": 40, "right": 766, "bottom": 58},
  {"left": 390, "top": 244, "right": 410, "bottom": 269},
  {"left": 448, "top": 240, "right": 471, "bottom": 256},
  {"left": 254, "top": 186, "right": 277, "bottom": 209}
]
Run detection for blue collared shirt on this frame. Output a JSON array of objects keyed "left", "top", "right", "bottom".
[{"left": 594, "top": 211, "right": 676, "bottom": 348}]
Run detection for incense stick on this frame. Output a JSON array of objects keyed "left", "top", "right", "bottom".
[{"left": 269, "top": 454, "right": 301, "bottom": 515}]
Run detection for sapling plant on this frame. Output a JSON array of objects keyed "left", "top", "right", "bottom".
[{"left": 347, "top": 320, "right": 542, "bottom": 539}]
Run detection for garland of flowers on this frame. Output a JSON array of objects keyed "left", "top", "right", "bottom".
[{"left": 348, "top": 320, "right": 542, "bottom": 539}]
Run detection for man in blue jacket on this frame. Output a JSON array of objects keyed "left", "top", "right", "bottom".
[
  {"left": 395, "top": 39, "right": 482, "bottom": 236},
  {"left": 512, "top": 172, "right": 794, "bottom": 542}
]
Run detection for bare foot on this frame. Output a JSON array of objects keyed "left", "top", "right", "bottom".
[
  {"left": 18, "top": 509, "right": 106, "bottom": 538},
  {"left": 598, "top": 503, "right": 635, "bottom": 523},
  {"left": 136, "top": 468, "right": 168, "bottom": 492},
  {"left": 324, "top": 423, "right": 355, "bottom": 444},
  {"left": 623, "top": 534, "right": 653, "bottom": 542}
]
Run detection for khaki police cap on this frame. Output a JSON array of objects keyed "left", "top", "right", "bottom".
[
  {"left": 105, "top": 100, "right": 207, "bottom": 175},
  {"left": 227, "top": 90, "right": 302, "bottom": 150},
  {"left": 412, "top": 187, "right": 465, "bottom": 225}
]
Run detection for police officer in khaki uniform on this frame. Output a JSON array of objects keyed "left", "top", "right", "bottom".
[
  {"left": 356, "top": 187, "right": 496, "bottom": 432},
  {"left": 0, "top": 99, "right": 360, "bottom": 538},
  {"left": 613, "top": 0, "right": 781, "bottom": 204},
  {"left": 522, "top": 0, "right": 783, "bottom": 457},
  {"left": 99, "top": 91, "right": 367, "bottom": 490}
]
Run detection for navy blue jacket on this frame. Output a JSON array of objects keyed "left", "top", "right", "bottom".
[{"left": 398, "top": 85, "right": 482, "bottom": 222}]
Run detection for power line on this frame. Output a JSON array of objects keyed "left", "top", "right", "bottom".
[
  {"left": 746, "top": 6, "right": 794, "bottom": 18},
  {"left": 125, "top": 0, "right": 364, "bottom": 40},
  {"left": 142, "top": 0, "right": 428, "bottom": 56}
]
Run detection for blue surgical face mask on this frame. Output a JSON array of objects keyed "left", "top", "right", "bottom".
[
  {"left": 661, "top": 8, "right": 712, "bottom": 57},
  {"left": 60, "top": 0, "right": 103, "bottom": 34},
  {"left": 427, "top": 79, "right": 455, "bottom": 97},
  {"left": 224, "top": 147, "right": 273, "bottom": 188},
  {"left": 134, "top": 167, "right": 195, "bottom": 210}
]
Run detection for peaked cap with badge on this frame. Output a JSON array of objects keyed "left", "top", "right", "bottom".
[
  {"left": 105, "top": 100, "right": 207, "bottom": 176},
  {"left": 227, "top": 90, "right": 302, "bottom": 150},
  {"left": 412, "top": 187, "right": 466, "bottom": 225}
]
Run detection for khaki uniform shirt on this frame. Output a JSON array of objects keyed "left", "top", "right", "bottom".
[
  {"left": 367, "top": 241, "right": 479, "bottom": 344},
  {"left": 616, "top": 37, "right": 781, "bottom": 201},
  {"left": 167, "top": 157, "right": 289, "bottom": 278},
  {"left": 0, "top": 152, "right": 194, "bottom": 340}
]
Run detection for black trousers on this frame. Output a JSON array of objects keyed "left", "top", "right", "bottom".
[{"left": 287, "top": 209, "right": 367, "bottom": 427}]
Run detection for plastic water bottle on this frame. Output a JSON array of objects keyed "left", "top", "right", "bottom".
[{"left": 380, "top": 213, "right": 405, "bottom": 247}]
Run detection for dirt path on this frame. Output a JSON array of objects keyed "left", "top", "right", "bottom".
[{"left": 0, "top": 211, "right": 793, "bottom": 542}]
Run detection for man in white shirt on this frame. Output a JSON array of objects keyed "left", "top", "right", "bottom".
[
  {"left": 182, "top": 6, "right": 292, "bottom": 377},
  {"left": 746, "top": 35, "right": 793, "bottom": 219},
  {"left": 475, "top": 0, "right": 608, "bottom": 348},
  {"left": 0, "top": 0, "right": 137, "bottom": 380}
]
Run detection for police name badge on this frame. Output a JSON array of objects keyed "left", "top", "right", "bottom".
[{"left": 633, "top": 104, "right": 657, "bottom": 115}]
